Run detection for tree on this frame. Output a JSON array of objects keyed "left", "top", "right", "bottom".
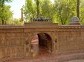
[
  {"left": 54, "top": 0, "right": 76, "bottom": 25},
  {"left": 24, "top": 0, "right": 37, "bottom": 22},
  {"left": 0, "top": 0, "right": 13, "bottom": 24},
  {"left": 80, "top": 0, "right": 84, "bottom": 24},
  {"left": 24, "top": 0, "right": 80, "bottom": 24},
  {"left": 0, "top": 5, "right": 13, "bottom": 24},
  {"left": 24, "top": 0, "right": 54, "bottom": 22},
  {"left": 40, "top": 0, "right": 54, "bottom": 18}
]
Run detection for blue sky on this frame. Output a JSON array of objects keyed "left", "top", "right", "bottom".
[{"left": 6, "top": 0, "right": 25, "bottom": 19}]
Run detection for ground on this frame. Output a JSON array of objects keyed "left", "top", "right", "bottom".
[
  {"left": 67, "top": 60, "right": 84, "bottom": 62},
  {"left": 2, "top": 53, "right": 84, "bottom": 62}
]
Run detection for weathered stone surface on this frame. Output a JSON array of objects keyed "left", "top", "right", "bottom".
[
  {"left": 0, "top": 21, "right": 84, "bottom": 62},
  {"left": 70, "top": 16, "right": 80, "bottom": 25}
]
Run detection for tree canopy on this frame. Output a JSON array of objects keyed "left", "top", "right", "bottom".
[
  {"left": 0, "top": 0, "right": 84, "bottom": 25},
  {"left": 24, "top": 0, "right": 83, "bottom": 25},
  {"left": 0, "top": 0, "right": 13, "bottom": 24}
]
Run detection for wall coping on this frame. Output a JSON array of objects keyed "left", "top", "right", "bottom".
[{"left": 0, "top": 24, "right": 84, "bottom": 29}]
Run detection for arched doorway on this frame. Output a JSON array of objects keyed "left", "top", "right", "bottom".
[
  {"left": 31, "top": 33, "right": 52, "bottom": 56},
  {"left": 37, "top": 33, "right": 52, "bottom": 54}
]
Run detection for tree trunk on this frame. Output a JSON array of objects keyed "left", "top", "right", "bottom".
[
  {"left": 2, "top": 20, "right": 5, "bottom": 25},
  {"left": 36, "top": 0, "right": 39, "bottom": 18},
  {"left": 2, "top": 0, "right": 5, "bottom": 25},
  {"left": 77, "top": 0, "right": 80, "bottom": 18}
]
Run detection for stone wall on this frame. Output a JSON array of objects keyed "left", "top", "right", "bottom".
[
  {"left": 0, "top": 22, "right": 84, "bottom": 60},
  {"left": 0, "top": 26, "right": 26, "bottom": 59},
  {"left": 0, "top": 23, "right": 57, "bottom": 59},
  {"left": 57, "top": 26, "right": 84, "bottom": 55}
]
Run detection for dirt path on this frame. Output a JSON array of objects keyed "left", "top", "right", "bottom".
[
  {"left": 66, "top": 60, "right": 84, "bottom": 62},
  {"left": 2, "top": 53, "right": 84, "bottom": 62}
]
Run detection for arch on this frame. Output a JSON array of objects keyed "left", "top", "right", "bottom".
[
  {"left": 30, "top": 32, "right": 53, "bottom": 56},
  {"left": 37, "top": 33, "right": 52, "bottom": 53}
]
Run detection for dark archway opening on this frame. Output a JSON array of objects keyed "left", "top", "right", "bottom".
[{"left": 37, "top": 33, "right": 52, "bottom": 54}]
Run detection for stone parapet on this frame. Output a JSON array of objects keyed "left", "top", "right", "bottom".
[{"left": 0, "top": 21, "right": 84, "bottom": 61}]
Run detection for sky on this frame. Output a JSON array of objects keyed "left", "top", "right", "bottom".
[
  {"left": 6, "top": 0, "right": 25, "bottom": 19},
  {"left": 6, "top": 0, "right": 54, "bottom": 19}
]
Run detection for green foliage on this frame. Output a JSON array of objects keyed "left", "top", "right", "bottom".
[
  {"left": 0, "top": 0, "right": 83, "bottom": 25},
  {"left": 80, "top": 0, "right": 84, "bottom": 24},
  {"left": 0, "top": 5, "right": 13, "bottom": 24},
  {"left": 54, "top": 0, "right": 76, "bottom": 24},
  {"left": 6, "top": 18, "right": 24, "bottom": 25},
  {"left": 0, "top": 0, "right": 12, "bottom": 5},
  {"left": 40, "top": 0, "right": 54, "bottom": 18},
  {"left": 24, "top": 0, "right": 36, "bottom": 22},
  {"left": 0, "top": 0, "right": 13, "bottom": 24},
  {"left": 24, "top": 0, "right": 78, "bottom": 24}
]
